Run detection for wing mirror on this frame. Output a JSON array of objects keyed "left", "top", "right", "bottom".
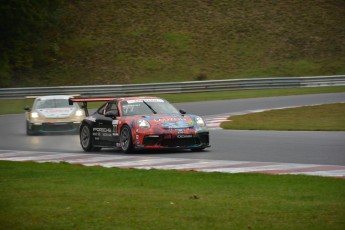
[
  {"left": 179, "top": 109, "right": 186, "bottom": 114},
  {"left": 105, "top": 110, "right": 119, "bottom": 119},
  {"left": 24, "top": 106, "right": 31, "bottom": 112}
]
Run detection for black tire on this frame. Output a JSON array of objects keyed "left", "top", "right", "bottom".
[
  {"left": 26, "top": 128, "right": 33, "bottom": 136},
  {"left": 190, "top": 147, "right": 205, "bottom": 152},
  {"left": 80, "top": 124, "right": 101, "bottom": 151},
  {"left": 26, "top": 122, "right": 33, "bottom": 136},
  {"left": 120, "top": 125, "right": 133, "bottom": 153}
]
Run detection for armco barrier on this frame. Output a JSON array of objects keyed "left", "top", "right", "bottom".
[{"left": 0, "top": 75, "right": 344, "bottom": 99}]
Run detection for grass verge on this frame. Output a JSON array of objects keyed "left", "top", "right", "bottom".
[
  {"left": 0, "top": 161, "right": 344, "bottom": 229},
  {"left": 221, "top": 103, "right": 345, "bottom": 131},
  {"left": 159, "top": 86, "right": 345, "bottom": 103},
  {"left": 1, "top": 86, "right": 345, "bottom": 115}
]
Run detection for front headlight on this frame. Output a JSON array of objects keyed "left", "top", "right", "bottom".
[
  {"left": 75, "top": 109, "right": 84, "bottom": 117},
  {"left": 138, "top": 119, "right": 150, "bottom": 129},
  {"left": 195, "top": 116, "right": 206, "bottom": 127},
  {"left": 31, "top": 112, "right": 39, "bottom": 119}
]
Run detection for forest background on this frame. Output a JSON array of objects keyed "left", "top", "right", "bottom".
[{"left": 0, "top": 0, "right": 344, "bottom": 88}]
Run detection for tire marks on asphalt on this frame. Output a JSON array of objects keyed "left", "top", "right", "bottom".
[{"left": 1, "top": 150, "right": 344, "bottom": 178}]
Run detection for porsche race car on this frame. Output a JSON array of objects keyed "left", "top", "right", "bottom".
[
  {"left": 69, "top": 96, "right": 210, "bottom": 153},
  {"left": 25, "top": 95, "right": 85, "bottom": 135}
]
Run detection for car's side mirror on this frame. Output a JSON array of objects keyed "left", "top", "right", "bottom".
[
  {"left": 105, "top": 110, "right": 119, "bottom": 119},
  {"left": 179, "top": 109, "right": 186, "bottom": 114},
  {"left": 24, "top": 106, "right": 31, "bottom": 112}
]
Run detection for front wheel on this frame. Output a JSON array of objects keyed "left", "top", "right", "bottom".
[
  {"left": 26, "top": 121, "right": 34, "bottom": 136},
  {"left": 190, "top": 147, "right": 205, "bottom": 152},
  {"left": 120, "top": 125, "right": 133, "bottom": 153},
  {"left": 80, "top": 124, "right": 101, "bottom": 151}
]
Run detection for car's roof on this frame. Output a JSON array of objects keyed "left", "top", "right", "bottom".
[{"left": 35, "top": 95, "right": 75, "bottom": 100}]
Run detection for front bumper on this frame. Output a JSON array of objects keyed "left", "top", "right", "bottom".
[
  {"left": 26, "top": 121, "right": 81, "bottom": 134},
  {"left": 136, "top": 132, "right": 210, "bottom": 149}
]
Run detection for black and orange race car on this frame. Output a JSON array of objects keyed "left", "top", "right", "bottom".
[{"left": 69, "top": 96, "right": 210, "bottom": 153}]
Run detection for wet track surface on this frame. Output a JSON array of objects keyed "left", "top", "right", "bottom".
[{"left": 1, "top": 93, "right": 345, "bottom": 176}]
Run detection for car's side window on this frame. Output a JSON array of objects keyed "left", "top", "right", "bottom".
[
  {"left": 97, "top": 103, "right": 107, "bottom": 115},
  {"left": 106, "top": 102, "right": 119, "bottom": 115},
  {"left": 98, "top": 101, "right": 119, "bottom": 115}
]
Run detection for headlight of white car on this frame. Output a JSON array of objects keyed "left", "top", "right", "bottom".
[
  {"left": 138, "top": 119, "right": 150, "bottom": 129},
  {"left": 75, "top": 109, "right": 84, "bottom": 117},
  {"left": 195, "top": 116, "right": 206, "bottom": 127},
  {"left": 31, "top": 112, "right": 39, "bottom": 119}
]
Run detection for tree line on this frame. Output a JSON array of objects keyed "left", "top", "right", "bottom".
[{"left": 0, "top": 0, "right": 63, "bottom": 87}]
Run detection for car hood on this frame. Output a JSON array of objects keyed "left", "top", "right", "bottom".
[
  {"left": 37, "top": 108, "right": 75, "bottom": 118},
  {"left": 142, "top": 114, "right": 195, "bottom": 129}
]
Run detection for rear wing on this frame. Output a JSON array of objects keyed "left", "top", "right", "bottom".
[
  {"left": 25, "top": 94, "right": 81, "bottom": 99},
  {"left": 69, "top": 97, "right": 116, "bottom": 116}
]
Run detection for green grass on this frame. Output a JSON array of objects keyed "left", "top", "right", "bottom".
[
  {"left": 1, "top": 161, "right": 344, "bottom": 229},
  {"left": 1, "top": 86, "right": 345, "bottom": 115},
  {"left": 159, "top": 86, "right": 345, "bottom": 103},
  {"left": 221, "top": 103, "right": 345, "bottom": 131},
  {"left": 5, "top": 0, "right": 345, "bottom": 87}
]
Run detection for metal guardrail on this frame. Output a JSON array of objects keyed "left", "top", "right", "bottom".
[{"left": 0, "top": 75, "right": 344, "bottom": 99}]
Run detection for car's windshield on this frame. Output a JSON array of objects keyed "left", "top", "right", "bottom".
[
  {"left": 121, "top": 99, "right": 179, "bottom": 116},
  {"left": 35, "top": 99, "right": 75, "bottom": 109}
]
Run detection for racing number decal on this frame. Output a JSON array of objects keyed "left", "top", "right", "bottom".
[{"left": 112, "top": 120, "right": 119, "bottom": 136}]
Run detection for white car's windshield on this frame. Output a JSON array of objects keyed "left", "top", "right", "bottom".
[
  {"left": 121, "top": 99, "right": 179, "bottom": 116},
  {"left": 35, "top": 99, "right": 75, "bottom": 109}
]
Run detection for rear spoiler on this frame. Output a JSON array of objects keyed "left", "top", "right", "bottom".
[
  {"left": 69, "top": 97, "right": 117, "bottom": 116},
  {"left": 25, "top": 94, "right": 80, "bottom": 99}
]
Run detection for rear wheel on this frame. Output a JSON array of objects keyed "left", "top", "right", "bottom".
[
  {"left": 80, "top": 124, "right": 101, "bottom": 151},
  {"left": 120, "top": 125, "right": 133, "bottom": 153}
]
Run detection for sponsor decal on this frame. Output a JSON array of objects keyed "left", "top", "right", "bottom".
[
  {"left": 161, "top": 120, "right": 193, "bottom": 129},
  {"left": 177, "top": 129, "right": 185, "bottom": 134},
  {"left": 45, "top": 109, "right": 71, "bottom": 113},
  {"left": 154, "top": 117, "right": 186, "bottom": 122},
  {"left": 177, "top": 134, "right": 193, "bottom": 138},
  {"left": 93, "top": 128, "right": 112, "bottom": 132},
  {"left": 127, "top": 99, "right": 164, "bottom": 104},
  {"left": 112, "top": 120, "right": 119, "bottom": 136},
  {"left": 39, "top": 109, "right": 72, "bottom": 118}
]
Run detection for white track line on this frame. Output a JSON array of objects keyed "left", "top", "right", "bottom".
[{"left": 1, "top": 150, "right": 344, "bottom": 178}]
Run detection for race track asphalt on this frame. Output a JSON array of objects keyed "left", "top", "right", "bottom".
[{"left": 1, "top": 93, "right": 344, "bottom": 166}]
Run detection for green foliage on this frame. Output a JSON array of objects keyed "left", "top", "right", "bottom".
[
  {"left": 0, "top": 0, "right": 63, "bottom": 87},
  {"left": 1, "top": 0, "right": 345, "bottom": 87},
  {"left": 163, "top": 31, "right": 192, "bottom": 51},
  {"left": 0, "top": 57, "right": 12, "bottom": 87}
]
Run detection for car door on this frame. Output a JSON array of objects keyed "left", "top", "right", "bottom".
[{"left": 94, "top": 101, "right": 120, "bottom": 145}]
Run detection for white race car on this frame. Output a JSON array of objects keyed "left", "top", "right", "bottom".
[{"left": 24, "top": 95, "right": 85, "bottom": 135}]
